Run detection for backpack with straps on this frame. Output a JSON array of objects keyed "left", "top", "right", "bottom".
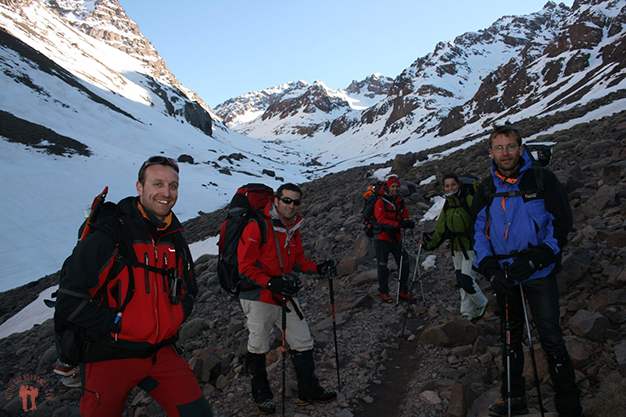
[
  {"left": 217, "top": 183, "right": 275, "bottom": 296},
  {"left": 361, "top": 181, "right": 386, "bottom": 237}
]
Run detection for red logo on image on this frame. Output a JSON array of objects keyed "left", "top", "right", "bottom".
[{"left": 5, "top": 374, "right": 53, "bottom": 412}]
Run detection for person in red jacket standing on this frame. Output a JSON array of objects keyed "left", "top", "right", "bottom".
[
  {"left": 238, "top": 183, "right": 337, "bottom": 415},
  {"left": 374, "top": 176, "right": 416, "bottom": 303},
  {"left": 55, "top": 156, "right": 212, "bottom": 417}
]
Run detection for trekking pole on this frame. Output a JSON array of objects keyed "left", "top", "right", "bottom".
[
  {"left": 503, "top": 263, "right": 512, "bottom": 417},
  {"left": 327, "top": 269, "right": 342, "bottom": 391},
  {"left": 399, "top": 238, "right": 422, "bottom": 337},
  {"left": 281, "top": 295, "right": 287, "bottom": 417},
  {"left": 519, "top": 282, "right": 545, "bottom": 417},
  {"left": 395, "top": 229, "right": 405, "bottom": 306},
  {"left": 416, "top": 231, "right": 426, "bottom": 304}
]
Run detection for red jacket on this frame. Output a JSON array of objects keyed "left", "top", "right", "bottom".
[
  {"left": 238, "top": 203, "right": 318, "bottom": 305},
  {"left": 374, "top": 193, "right": 410, "bottom": 242},
  {"left": 55, "top": 197, "right": 196, "bottom": 355}
]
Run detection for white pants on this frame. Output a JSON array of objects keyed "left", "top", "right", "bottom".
[
  {"left": 240, "top": 298, "right": 314, "bottom": 354},
  {"left": 452, "top": 250, "right": 488, "bottom": 318}
]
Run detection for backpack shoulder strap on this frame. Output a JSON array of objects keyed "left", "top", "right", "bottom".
[
  {"left": 90, "top": 216, "right": 136, "bottom": 312},
  {"left": 250, "top": 212, "right": 268, "bottom": 247},
  {"left": 532, "top": 163, "right": 545, "bottom": 195}
]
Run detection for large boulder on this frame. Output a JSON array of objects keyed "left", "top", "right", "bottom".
[
  {"left": 419, "top": 318, "right": 479, "bottom": 347},
  {"left": 568, "top": 310, "right": 611, "bottom": 342}
]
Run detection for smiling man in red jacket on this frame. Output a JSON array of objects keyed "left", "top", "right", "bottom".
[{"left": 55, "top": 156, "right": 212, "bottom": 417}]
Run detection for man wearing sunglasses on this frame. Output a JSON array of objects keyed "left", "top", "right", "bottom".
[
  {"left": 55, "top": 156, "right": 212, "bottom": 416},
  {"left": 471, "top": 126, "right": 582, "bottom": 416},
  {"left": 374, "top": 176, "right": 417, "bottom": 303},
  {"left": 237, "top": 183, "right": 337, "bottom": 414}
]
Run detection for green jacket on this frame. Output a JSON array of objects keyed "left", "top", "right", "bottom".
[{"left": 425, "top": 192, "right": 473, "bottom": 253}]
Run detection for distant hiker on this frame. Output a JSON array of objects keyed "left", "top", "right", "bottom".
[
  {"left": 374, "top": 176, "right": 416, "bottom": 303},
  {"left": 54, "top": 156, "right": 212, "bottom": 417},
  {"left": 471, "top": 126, "right": 582, "bottom": 416},
  {"left": 238, "top": 183, "right": 337, "bottom": 414},
  {"left": 421, "top": 173, "right": 488, "bottom": 322}
]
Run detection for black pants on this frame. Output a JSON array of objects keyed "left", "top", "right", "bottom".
[
  {"left": 375, "top": 239, "right": 410, "bottom": 294},
  {"left": 496, "top": 276, "right": 582, "bottom": 416}
]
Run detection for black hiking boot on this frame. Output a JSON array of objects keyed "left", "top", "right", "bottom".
[
  {"left": 247, "top": 353, "right": 275, "bottom": 414},
  {"left": 290, "top": 349, "right": 337, "bottom": 407},
  {"left": 255, "top": 398, "right": 276, "bottom": 415},
  {"left": 297, "top": 388, "right": 337, "bottom": 406},
  {"left": 488, "top": 396, "right": 528, "bottom": 415}
]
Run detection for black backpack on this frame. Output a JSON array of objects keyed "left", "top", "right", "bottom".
[
  {"left": 217, "top": 183, "right": 275, "bottom": 296},
  {"left": 49, "top": 187, "right": 132, "bottom": 365},
  {"left": 361, "top": 181, "right": 386, "bottom": 237}
]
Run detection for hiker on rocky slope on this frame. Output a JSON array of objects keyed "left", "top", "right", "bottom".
[
  {"left": 54, "top": 156, "right": 212, "bottom": 416},
  {"left": 421, "top": 172, "right": 488, "bottom": 322},
  {"left": 471, "top": 126, "right": 583, "bottom": 416},
  {"left": 237, "top": 182, "right": 337, "bottom": 415},
  {"left": 374, "top": 176, "right": 417, "bottom": 303}
]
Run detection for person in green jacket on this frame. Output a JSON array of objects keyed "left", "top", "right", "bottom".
[{"left": 421, "top": 173, "right": 488, "bottom": 322}]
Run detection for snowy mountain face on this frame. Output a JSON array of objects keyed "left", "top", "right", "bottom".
[
  {"left": 48, "top": 0, "right": 214, "bottom": 118},
  {"left": 215, "top": 0, "right": 626, "bottom": 165},
  {"left": 213, "top": 74, "right": 394, "bottom": 137},
  {"left": 0, "top": 0, "right": 313, "bottom": 291}
]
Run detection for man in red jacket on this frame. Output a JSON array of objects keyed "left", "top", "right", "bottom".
[
  {"left": 55, "top": 156, "right": 212, "bottom": 417},
  {"left": 238, "top": 183, "right": 337, "bottom": 415},
  {"left": 374, "top": 176, "right": 416, "bottom": 303}
]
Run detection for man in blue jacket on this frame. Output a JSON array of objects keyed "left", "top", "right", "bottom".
[{"left": 471, "top": 126, "right": 582, "bottom": 416}]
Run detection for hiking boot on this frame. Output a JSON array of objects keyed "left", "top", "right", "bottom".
[
  {"left": 255, "top": 398, "right": 276, "bottom": 415},
  {"left": 488, "top": 396, "right": 528, "bottom": 415},
  {"left": 399, "top": 292, "right": 417, "bottom": 303},
  {"left": 297, "top": 389, "right": 337, "bottom": 406},
  {"left": 380, "top": 293, "right": 393, "bottom": 303},
  {"left": 475, "top": 304, "right": 487, "bottom": 320},
  {"left": 60, "top": 371, "right": 81, "bottom": 388},
  {"left": 53, "top": 360, "right": 77, "bottom": 376}
]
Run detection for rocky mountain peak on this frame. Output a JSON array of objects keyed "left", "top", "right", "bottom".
[
  {"left": 45, "top": 0, "right": 213, "bottom": 120},
  {"left": 346, "top": 73, "right": 393, "bottom": 98}
]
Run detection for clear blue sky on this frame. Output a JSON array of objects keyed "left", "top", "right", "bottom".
[{"left": 121, "top": 0, "right": 572, "bottom": 108}]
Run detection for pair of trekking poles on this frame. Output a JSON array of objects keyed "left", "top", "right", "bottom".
[
  {"left": 397, "top": 229, "right": 426, "bottom": 337},
  {"left": 503, "top": 263, "right": 545, "bottom": 417},
  {"left": 279, "top": 267, "right": 341, "bottom": 416}
]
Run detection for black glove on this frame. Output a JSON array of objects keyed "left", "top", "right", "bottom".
[
  {"left": 267, "top": 276, "right": 300, "bottom": 296},
  {"left": 478, "top": 256, "right": 514, "bottom": 296},
  {"left": 317, "top": 259, "right": 337, "bottom": 276},
  {"left": 478, "top": 256, "right": 501, "bottom": 279},
  {"left": 508, "top": 245, "right": 555, "bottom": 282},
  {"left": 399, "top": 219, "right": 415, "bottom": 229},
  {"left": 490, "top": 269, "right": 514, "bottom": 296}
]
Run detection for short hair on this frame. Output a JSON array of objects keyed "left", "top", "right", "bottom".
[
  {"left": 442, "top": 172, "right": 459, "bottom": 185},
  {"left": 276, "top": 183, "right": 302, "bottom": 199},
  {"left": 488, "top": 125, "right": 522, "bottom": 148},
  {"left": 138, "top": 156, "right": 179, "bottom": 184}
]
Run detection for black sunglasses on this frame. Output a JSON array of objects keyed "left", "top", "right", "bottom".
[
  {"left": 280, "top": 197, "right": 301, "bottom": 206},
  {"left": 138, "top": 156, "right": 179, "bottom": 181}
]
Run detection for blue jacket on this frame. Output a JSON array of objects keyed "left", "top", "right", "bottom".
[{"left": 471, "top": 149, "right": 573, "bottom": 283}]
